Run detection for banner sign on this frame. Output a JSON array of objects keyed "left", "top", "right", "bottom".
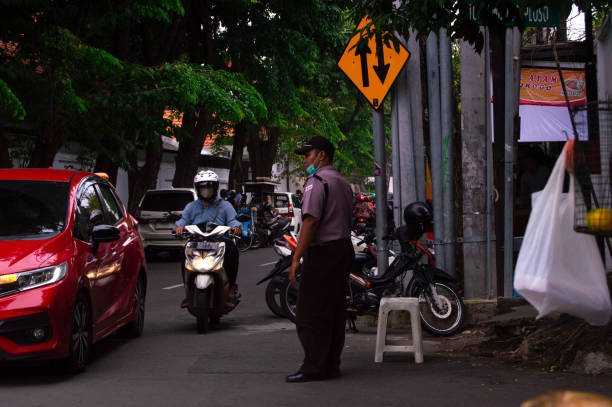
[{"left": 519, "top": 67, "right": 586, "bottom": 107}]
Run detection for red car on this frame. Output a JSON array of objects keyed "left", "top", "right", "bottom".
[{"left": 0, "top": 169, "right": 147, "bottom": 372}]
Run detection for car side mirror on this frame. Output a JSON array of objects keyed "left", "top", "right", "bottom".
[{"left": 92, "top": 224, "right": 120, "bottom": 243}]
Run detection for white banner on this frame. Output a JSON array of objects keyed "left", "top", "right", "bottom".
[{"left": 518, "top": 105, "right": 588, "bottom": 142}]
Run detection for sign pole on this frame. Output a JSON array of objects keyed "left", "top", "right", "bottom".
[
  {"left": 373, "top": 105, "right": 389, "bottom": 275},
  {"left": 337, "top": 15, "right": 411, "bottom": 277}
]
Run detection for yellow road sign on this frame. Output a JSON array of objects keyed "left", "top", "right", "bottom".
[{"left": 337, "top": 16, "right": 410, "bottom": 110}]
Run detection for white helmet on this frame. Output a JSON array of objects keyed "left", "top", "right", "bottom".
[
  {"left": 194, "top": 170, "right": 219, "bottom": 200},
  {"left": 194, "top": 170, "right": 219, "bottom": 185}
]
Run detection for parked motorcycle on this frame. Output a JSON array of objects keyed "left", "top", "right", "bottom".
[
  {"left": 178, "top": 223, "right": 239, "bottom": 333},
  {"left": 256, "top": 235, "right": 295, "bottom": 317},
  {"left": 252, "top": 215, "right": 292, "bottom": 248},
  {"left": 281, "top": 202, "right": 465, "bottom": 336}
]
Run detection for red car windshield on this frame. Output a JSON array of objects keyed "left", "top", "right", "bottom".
[{"left": 0, "top": 180, "right": 70, "bottom": 240}]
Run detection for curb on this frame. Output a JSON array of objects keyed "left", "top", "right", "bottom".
[{"left": 356, "top": 297, "right": 536, "bottom": 331}]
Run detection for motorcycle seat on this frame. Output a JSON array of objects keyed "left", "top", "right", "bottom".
[
  {"left": 263, "top": 216, "right": 276, "bottom": 225},
  {"left": 275, "top": 217, "right": 291, "bottom": 227}
]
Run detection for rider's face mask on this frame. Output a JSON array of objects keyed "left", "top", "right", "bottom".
[{"left": 200, "top": 187, "right": 215, "bottom": 199}]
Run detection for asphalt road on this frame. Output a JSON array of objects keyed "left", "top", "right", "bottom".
[{"left": 1, "top": 247, "right": 611, "bottom": 406}]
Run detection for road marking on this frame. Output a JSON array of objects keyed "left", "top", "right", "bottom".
[
  {"left": 240, "top": 321, "right": 295, "bottom": 334},
  {"left": 162, "top": 284, "right": 183, "bottom": 290},
  {"left": 258, "top": 261, "right": 277, "bottom": 267}
]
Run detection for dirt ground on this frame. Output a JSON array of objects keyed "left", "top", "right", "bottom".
[{"left": 437, "top": 313, "right": 612, "bottom": 375}]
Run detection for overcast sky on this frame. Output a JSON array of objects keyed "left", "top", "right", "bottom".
[{"left": 566, "top": 4, "right": 585, "bottom": 41}]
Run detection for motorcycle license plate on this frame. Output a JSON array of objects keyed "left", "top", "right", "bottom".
[{"left": 196, "top": 242, "right": 219, "bottom": 250}]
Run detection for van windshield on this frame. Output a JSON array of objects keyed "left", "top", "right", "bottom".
[{"left": 0, "top": 180, "right": 70, "bottom": 240}]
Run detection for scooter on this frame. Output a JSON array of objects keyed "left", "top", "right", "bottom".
[
  {"left": 256, "top": 234, "right": 296, "bottom": 317},
  {"left": 253, "top": 215, "right": 293, "bottom": 248},
  {"left": 178, "top": 223, "right": 239, "bottom": 333}
]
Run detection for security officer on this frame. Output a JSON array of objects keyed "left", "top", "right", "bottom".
[{"left": 287, "top": 136, "right": 354, "bottom": 382}]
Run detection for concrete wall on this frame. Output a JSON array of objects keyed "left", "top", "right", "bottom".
[{"left": 51, "top": 147, "right": 230, "bottom": 204}]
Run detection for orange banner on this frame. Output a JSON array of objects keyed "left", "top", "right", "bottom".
[{"left": 519, "top": 68, "right": 586, "bottom": 106}]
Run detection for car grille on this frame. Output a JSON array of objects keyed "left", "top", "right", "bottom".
[{"left": 0, "top": 281, "right": 20, "bottom": 298}]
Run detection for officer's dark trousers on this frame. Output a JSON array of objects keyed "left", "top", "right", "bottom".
[{"left": 296, "top": 238, "right": 354, "bottom": 378}]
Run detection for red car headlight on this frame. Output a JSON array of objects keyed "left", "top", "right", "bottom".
[{"left": 0, "top": 262, "right": 67, "bottom": 298}]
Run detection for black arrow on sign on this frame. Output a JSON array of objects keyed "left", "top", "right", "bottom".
[
  {"left": 354, "top": 43, "right": 371, "bottom": 87},
  {"left": 373, "top": 34, "right": 390, "bottom": 84}
]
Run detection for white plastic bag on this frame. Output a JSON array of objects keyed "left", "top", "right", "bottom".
[{"left": 514, "top": 142, "right": 612, "bottom": 326}]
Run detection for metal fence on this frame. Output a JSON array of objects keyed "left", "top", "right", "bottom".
[{"left": 572, "top": 102, "right": 612, "bottom": 237}]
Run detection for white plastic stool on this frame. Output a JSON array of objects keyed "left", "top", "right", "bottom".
[{"left": 374, "top": 297, "right": 424, "bottom": 364}]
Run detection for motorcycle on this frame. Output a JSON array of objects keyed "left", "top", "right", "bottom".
[
  {"left": 256, "top": 234, "right": 297, "bottom": 317},
  {"left": 178, "top": 222, "right": 240, "bottom": 334},
  {"left": 252, "top": 215, "right": 293, "bottom": 248},
  {"left": 281, "top": 219, "right": 465, "bottom": 336}
]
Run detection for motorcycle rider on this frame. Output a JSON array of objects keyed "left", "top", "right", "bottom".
[{"left": 175, "top": 170, "right": 242, "bottom": 308}]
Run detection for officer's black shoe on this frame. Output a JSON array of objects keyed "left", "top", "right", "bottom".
[
  {"left": 285, "top": 372, "right": 319, "bottom": 383},
  {"left": 180, "top": 298, "right": 188, "bottom": 308},
  {"left": 328, "top": 369, "right": 341, "bottom": 379}
]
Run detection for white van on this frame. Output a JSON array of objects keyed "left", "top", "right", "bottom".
[
  {"left": 274, "top": 192, "right": 302, "bottom": 233},
  {"left": 136, "top": 188, "right": 197, "bottom": 252}
]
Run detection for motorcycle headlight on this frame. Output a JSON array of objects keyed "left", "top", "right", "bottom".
[
  {"left": 0, "top": 262, "right": 68, "bottom": 298},
  {"left": 186, "top": 242, "right": 225, "bottom": 272}
]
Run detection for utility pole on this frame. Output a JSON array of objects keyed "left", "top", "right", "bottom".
[
  {"left": 440, "top": 28, "right": 456, "bottom": 278},
  {"left": 426, "top": 31, "right": 446, "bottom": 271}
]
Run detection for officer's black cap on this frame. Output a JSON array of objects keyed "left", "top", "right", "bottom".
[{"left": 295, "top": 136, "right": 335, "bottom": 160}]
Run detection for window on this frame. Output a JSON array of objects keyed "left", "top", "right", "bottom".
[
  {"left": 97, "top": 184, "right": 123, "bottom": 225},
  {"left": 274, "top": 194, "right": 289, "bottom": 208},
  {"left": 74, "top": 186, "right": 104, "bottom": 242},
  {"left": 0, "top": 180, "right": 69, "bottom": 240},
  {"left": 140, "top": 191, "right": 195, "bottom": 212}
]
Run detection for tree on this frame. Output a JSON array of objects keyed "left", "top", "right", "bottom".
[
  {"left": 0, "top": 0, "right": 266, "bottom": 212},
  {"left": 214, "top": 0, "right": 376, "bottom": 188}
]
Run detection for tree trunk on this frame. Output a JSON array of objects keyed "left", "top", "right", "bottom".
[
  {"left": 127, "top": 135, "right": 163, "bottom": 214},
  {"left": 228, "top": 121, "right": 247, "bottom": 189},
  {"left": 94, "top": 148, "right": 119, "bottom": 185},
  {"left": 172, "top": 0, "right": 215, "bottom": 188},
  {"left": 28, "top": 127, "right": 63, "bottom": 168},
  {"left": 247, "top": 126, "right": 280, "bottom": 179},
  {"left": 172, "top": 108, "right": 210, "bottom": 187},
  {"left": 0, "top": 128, "right": 12, "bottom": 168}
]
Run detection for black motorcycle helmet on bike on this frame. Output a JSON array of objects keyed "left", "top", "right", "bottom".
[{"left": 402, "top": 201, "right": 433, "bottom": 240}]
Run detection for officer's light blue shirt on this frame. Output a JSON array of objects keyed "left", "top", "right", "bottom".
[{"left": 175, "top": 198, "right": 241, "bottom": 228}]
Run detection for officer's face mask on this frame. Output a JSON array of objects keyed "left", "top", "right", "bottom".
[
  {"left": 306, "top": 151, "right": 322, "bottom": 176},
  {"left": 200, "top": 187, "right": 215, "bottom": 199}
]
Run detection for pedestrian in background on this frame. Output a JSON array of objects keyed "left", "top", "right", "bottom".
[{"left": 287, "top": 136, "right": 354, "bottom": 383}]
